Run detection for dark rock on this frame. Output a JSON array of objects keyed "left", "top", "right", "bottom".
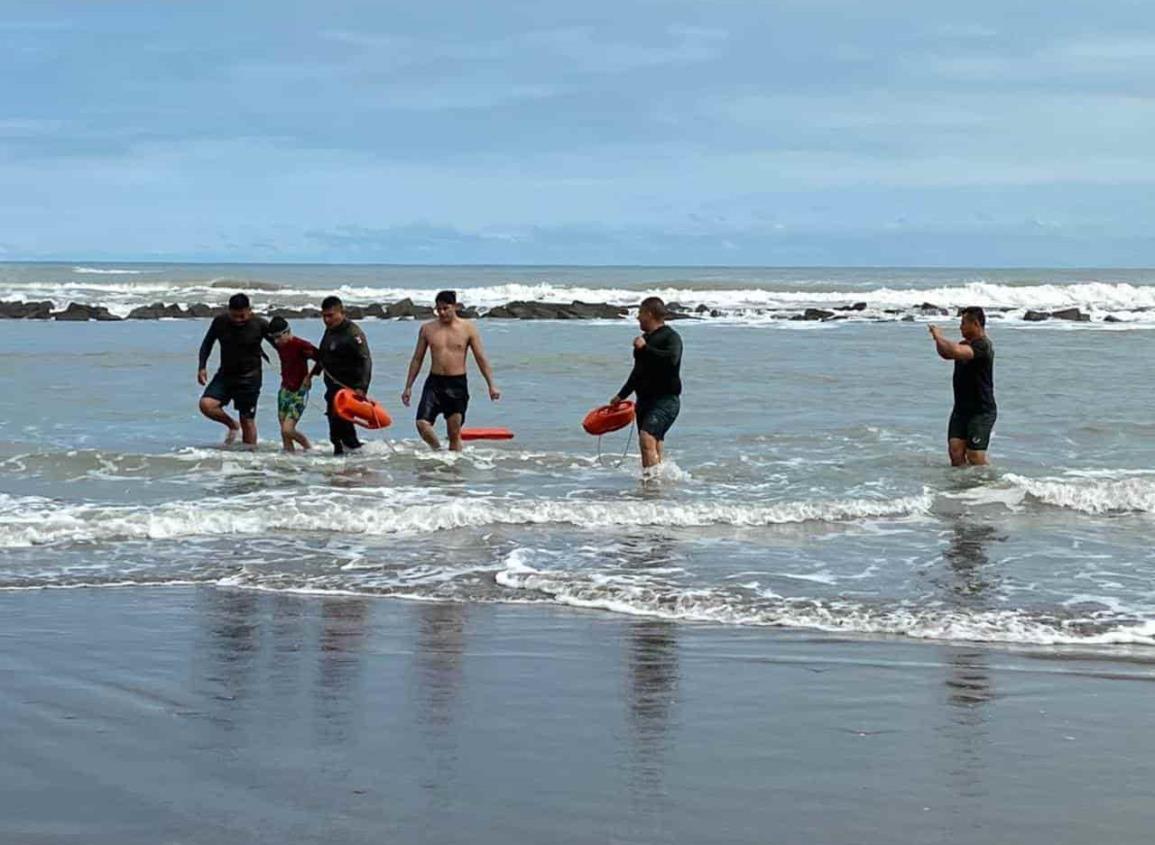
[
  {"left": 568, "top": 301, "right": 628, "bottom": 319},
  {"left": 1051, "top": 308, "right": 1090, "bottom": 322},
  {"left": 386, "top": 298, "right": 434, "bottom": 319},
  {"left": 710, "top": 309, "right": 723, "bottom": 318},
  {"left": 901, "top": 315, "right": 915, "bottom": 322},
  {"left": 1023, "top": 310, "right": 1050, "bottom": 322},
  {"left": 343, "top": 305, "right": 366, "bottom": 320},
  {"left": 364, "top": 303, "right": 387, "bottom": 318},
  {"left": 1104, "top": 315, "right": 1125, "bottom": 323},
  {"left": 458, "top": 306, "right": 480, "bottom": 319},
  {"left": 186, "top": 303, "right": 224, "bottom": 318},
  {"left": 918, "top": 302, "right": 949, "bottom": 315},
  {"left": 791, "top": 308, "right": 836, "bottom": 321},
  {"left": 53, "top": 302, "right": 120, "bottom": 321},
  {"left": 483, "top": 301, "right": 584, "bottom": 320},
  {"left": 695, "top": 304, "right": 711, "bottom": 314},
  {"left": 268, "top": 307, "right": 322, "bottom": 319},
  {"left": 664, "top": 310, "right": 694, "bottom": 320},
  {"left": 0, "top": 300, "right": 53, "bottom": 319},
  {"left": 836, "top": 302, "right": 868, "bottom": 311},
  {"left": 127, "top": 302, "right": 190, "bottom": 319}
]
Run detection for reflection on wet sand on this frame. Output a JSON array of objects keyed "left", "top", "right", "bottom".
[
  {"left": 938, "top": 517, "right": 1000, "bottom": 803},
  {"left": 412, "top": 601, "right": 469, "bottom": 808}
]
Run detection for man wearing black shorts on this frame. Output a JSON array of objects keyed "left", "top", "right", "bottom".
[
  {"left": 401, "top": 290, "right": 500, "bottom": 451},
  {"left": 197, "top": 293, "right": 272, "bottom": 446},
  {"left": 929, "top": 305, "right": 997, "bottom": 466},
  {"left": 316, "top": 296, "right": 373, "bottom": 456},
  {"left": 610, "top": 296, "right": 683, "bottom": 470}
]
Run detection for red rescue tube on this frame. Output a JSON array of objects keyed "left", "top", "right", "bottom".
[
  {"left": 582, "top": 401, "right": 635, "bottom": 435},
  {"left": 333, "top": 388, "right": 392, "bottom": 429},
  {"left": 460, "top": 427, "right": 515, "bottom": 441}
]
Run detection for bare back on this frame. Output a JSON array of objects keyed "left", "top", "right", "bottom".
[{"left": 422, "top": 318, "right": 473, "bottom": 376}]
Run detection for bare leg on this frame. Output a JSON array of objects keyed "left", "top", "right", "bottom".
[
  {"left": 965, "top": 449, "right": 989, "bottom": 466},
  {"left": 293, "top": 429, "right": 311, "bottom": 451},
  {"left": 199, "top": 397, "right": 239, "bottom": 445},
  {"left": 280, "top": 419, "right": 296, "bottom": 453},
  {"left": 446, "top": 414, "right": 464, "bottom": 452},
  {"left": 416, "top": 419, "right": 441, "bottom": 450},
  {"left": 948, "top": 438, "right": 968, "bottom": 467},
  {"left": 240, "top": 417, "right": 258, "bottom": 446},
  {"left": 639, "top": 430, "right": 661, "bottom": 469}
]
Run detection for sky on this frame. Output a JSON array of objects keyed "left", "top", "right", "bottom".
[{"left": 2, "top": 0, "right": 1155, "bottom": 266}]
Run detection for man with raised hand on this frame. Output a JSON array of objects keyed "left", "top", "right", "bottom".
[
  {"left": 609, "top": 296, "right": 683, "bottom": 470},
  {"left": 929, "top": 306, "right": 997, "bottom": 466},
  {"left": 197, "top": 292, "right": 272, "bottom": 446},
  {"left": 401, "top": 290, "right": 500, "bottom": 451}
]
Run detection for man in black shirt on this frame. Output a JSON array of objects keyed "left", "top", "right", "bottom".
[
  {"left": 610, "top": 296, "right": 683, "bottom": 469},
  {"left": 929, "top": 305, "right": 997, "bottom": 466},
  {"left": 315, "top": 295, "right": 373, "bottom": 455},
  {"left": 197, "top": 293, "right": 272, "bottom": 446}
]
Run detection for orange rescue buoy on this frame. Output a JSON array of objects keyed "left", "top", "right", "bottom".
[
  {"left": 333, "top": 388, "right": 392, "bottom": 429},
  {"left": 460, "top": 427, "right": 515, "bottom": 441},
  {"left": 582, "top": 401, "right": 635, "bottom": 435}
]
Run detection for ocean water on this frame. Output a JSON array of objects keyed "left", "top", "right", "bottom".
[{"left": 3, "top": 262, "right": 1155, "bottom": 650}]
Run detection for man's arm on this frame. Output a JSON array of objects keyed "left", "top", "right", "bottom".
[
  {"left": 637, "top": 328, "right": 682, "bottom": 362},
  {"left": 467, "top": 324, "right": 501, "bottom": 400},
  {"left": 401, "top": 327, "right": 429, "bottom": 407},
  {"left": 613, "top": 366, "right": 638, "bottom": 404},
  {"left": 352, "top": 327, "right": 372, "bottom": 393},
  {"left": 929, "top": 326, "right": 975, "bottom": 361},
  {"left": 197, "top": 318, "right": 219, "bottom": 384}
]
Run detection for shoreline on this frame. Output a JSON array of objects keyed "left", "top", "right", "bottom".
[{"left": 3, "top": 585, "right": 1154, "bottom": 844}]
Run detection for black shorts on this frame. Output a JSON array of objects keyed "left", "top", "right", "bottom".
[
  {"left": 636, "top": 395, "right": 680, "bottom": 441},
  {"left": 948, "top": 409, "right": 997, "bottom": 451},
  {"left": 202, "top": 373, "right": 260, "bottom": 420},
  {"left": 417, "top": 374, "right": 469, "bottom": 424}
]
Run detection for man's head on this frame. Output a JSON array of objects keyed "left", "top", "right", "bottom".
[
  {"left": 637, "top": 296, "right": 668, "bottom": 332},
  {"left": 268, "top": 316, "right": 292, "bottom": 346},
  {"left": 227, "top": 293, "right": 252, "bottom": 325},
  {"left": 321, "top": 295, "right": 345, "bottom": 329},
  {"left": 434, "top": 289, "right": 458, "bottom": 324},
  {"left": 960, "top": 306, "right": 986, "bottom": 340}
]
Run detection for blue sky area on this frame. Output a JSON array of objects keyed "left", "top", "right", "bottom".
[{"left": 3, "top": 1, "right": 1154, "bottom": 265}]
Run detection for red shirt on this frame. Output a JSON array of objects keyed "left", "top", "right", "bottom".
[{"left": 276, "top": 336, "right": 319, "bottom": 391}]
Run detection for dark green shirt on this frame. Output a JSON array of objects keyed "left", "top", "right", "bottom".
[
  {"left": 952, "top": 336, "right": 996, "bottom": 414},
  {"left": 319, "top": 319, "right": 372, "bottom": 392},
  {"left": 618, "top": 324, "right": 683, "bottom": 401}
]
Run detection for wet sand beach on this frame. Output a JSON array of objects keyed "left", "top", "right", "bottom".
[{"left": 2, "top": 586, "right": 1154, "bottom": 844}]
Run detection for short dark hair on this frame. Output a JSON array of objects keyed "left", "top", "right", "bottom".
[
  {"left": 639, "top": 296, "right": 668, "bottom": 319},
  {"left": 228, "top": 293, "right": 250, "bottom": 310},
  {"left": 321, "top": 295, "right": 344, "bottom": 311},
  {"left": 435, "top": 290, "right": 457, "bottom": 305},
  {"left": 268, "top": 316, "right": 289, "bottom": 335},
  {"left": 961, "top": 306, "right": 986, "bottom": 327}
]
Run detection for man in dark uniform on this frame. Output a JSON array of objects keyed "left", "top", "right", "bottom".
[
  {"left": 315, "top": 295, "right": 373, "bottom": 455},
  {"left": 609, "top": 296, "right": 683, "bottom": 470},
  {"left": 929, "top": 305, "right": 997, "bottom": 466},
  {"left": 197, "top": 292, "right": 272, "bottom": 446}
]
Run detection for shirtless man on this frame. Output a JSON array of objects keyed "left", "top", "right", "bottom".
[{"left": 401, "top": 290, "right": 500, "bottom": 451}]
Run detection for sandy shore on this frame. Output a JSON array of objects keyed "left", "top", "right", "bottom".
[{"left": 2, "top": 587, "right": 1154, "bottom": 844}]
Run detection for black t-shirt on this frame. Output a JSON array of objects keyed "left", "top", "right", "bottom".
[
  {"left": 319, "top": 319, "right": 373, "bottom": 392},
  {"left": 952, "top": 336, "right": 996, "bottom": 414},
  {"left": 618, "top": 324, "right": 683, "bottom": 401},
  {"left": 198, "top": 315, "right": 271, "bottom": 383}
]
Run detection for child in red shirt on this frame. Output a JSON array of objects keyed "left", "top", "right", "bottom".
[{"left": 269, "top": 316, "right": 320, "bottom": 452}]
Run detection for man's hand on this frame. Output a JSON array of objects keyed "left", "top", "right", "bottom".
[
  {"left": 302, "top": 375, "right": 312, "bottom": 392},
  {"left": 609, "top": 394, "right": 623, "bottom": 406},
  {"left": 489, "top": 386, "right": 501, "bottom": 401},
  {"left": 633, "top": 335, "right": 646, "bottom": 350},
  {"left": 928, "top": 324, "right": 943, "bottom": 339},
  {"left": 354, "top": 389, "right": 367, "bottom": 400},
  {"left": 401, "top": 388, "right": 412, "bottom": 407},
  {"left": 197, "top": 368, "right": 208, "bottom": 386}
]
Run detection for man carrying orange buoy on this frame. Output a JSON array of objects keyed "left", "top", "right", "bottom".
[
  {"left": 401, "top": 290, "right": 500, "bottom": 451},
  {"left": 609, "top": 296, "right": 683, "bottom": 469},
  {"left": 317, "top": 296, "right": 373, "bottom": 456}
]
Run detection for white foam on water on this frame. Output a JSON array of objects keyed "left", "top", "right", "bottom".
[
  {"left": 71, "top": 267, "right": 147, "bottom": 275},
  {"left": 0, "top": 488, "right": 934, "bottom": 548},
  {"left": 494, "top": 553, "right": 1155, "bottom": 646},
  {"left": 1004, "top": 473, "right": 1155, "bottom": 515}
]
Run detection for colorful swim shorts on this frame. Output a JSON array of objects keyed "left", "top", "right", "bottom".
[{"left": 277, "top": 386, "right": 309, "bottom": 422}]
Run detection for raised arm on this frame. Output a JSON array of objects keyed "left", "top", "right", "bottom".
[
  {"left": 638, "top": 328, "right": 682, "bottom": 362},
  {"left": 401, "top": 327, "right": 429, "bottom": 406},
  {"left": 929, "top": 325, "right": 975, "bottom": 361},
  {"left": 467, "top": 324, "right": 501, "bottom": 400}
]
